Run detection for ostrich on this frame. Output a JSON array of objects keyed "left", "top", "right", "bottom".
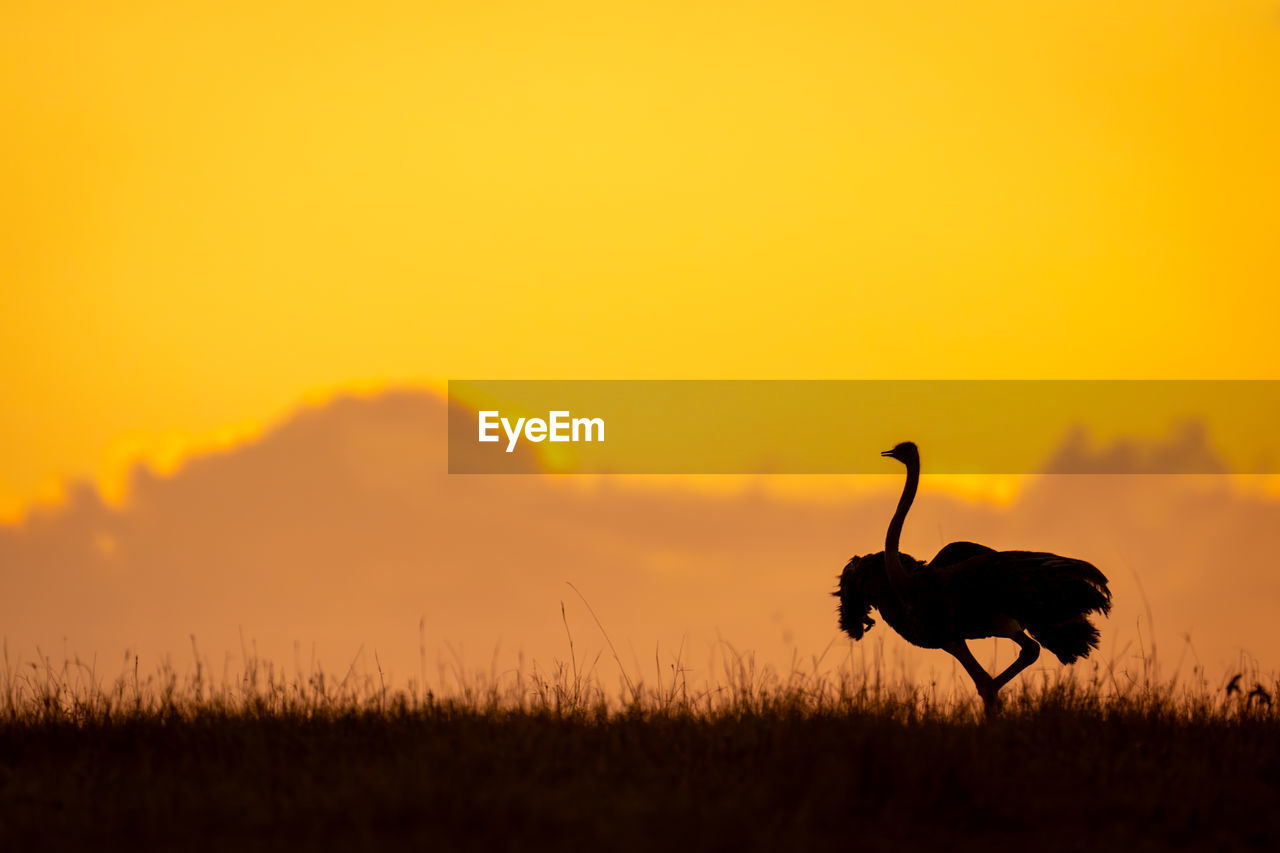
[{"left": 835, "top": 441, "right": 1111, "bottom": 716}]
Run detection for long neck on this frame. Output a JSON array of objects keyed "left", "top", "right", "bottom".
[{"left": 884, "top": 456, "right": 919, "bottom": 597}]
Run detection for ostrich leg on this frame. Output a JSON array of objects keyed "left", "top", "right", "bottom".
[
  {"left": 991, "top": 632, "right": 1041, "bottom": 693},
  {"left": 943, "top": 641, "right": 999, "bottom": 717}
]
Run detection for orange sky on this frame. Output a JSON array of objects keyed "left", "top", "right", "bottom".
[
  {"left": 3, "top": 2, "right": 1279, "bottom": 519},
  {"left": 2, "top": 0, "right": 1275, "bottom": 708},
  {"left": 0, "top": 0, "right": 1274, "bottom": 522}
]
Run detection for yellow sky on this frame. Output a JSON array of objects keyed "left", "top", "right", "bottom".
[{"left": 3, "top": 1, "right": 1279, "bottom": 519}]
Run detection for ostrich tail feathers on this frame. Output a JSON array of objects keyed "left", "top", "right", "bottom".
[
  {"left": 1011, "top": 554, "right": 1111, "bottom": 663},
  {"left": 1029, "top": 615, "right": 1102, "bottom": 664}
]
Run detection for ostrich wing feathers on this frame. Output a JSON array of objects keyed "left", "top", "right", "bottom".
[{"left": 944, "top": 550, "right": 1112, "bottom": 663}]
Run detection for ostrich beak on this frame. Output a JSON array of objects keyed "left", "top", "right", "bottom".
[{"left": 880, "top": 449, "right": 895, "bottom": 457}]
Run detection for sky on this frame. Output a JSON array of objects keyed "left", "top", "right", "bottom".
[
  {"left": 2, "top": 3, "right": 1279, "bottom": 689},
  {"left": 3, "top": 1, "right": 1279, "bottom": 519}
]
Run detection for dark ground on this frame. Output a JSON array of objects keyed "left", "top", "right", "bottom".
[{"left": 3, "top": 704, "right": 1278, "bottom": 852}]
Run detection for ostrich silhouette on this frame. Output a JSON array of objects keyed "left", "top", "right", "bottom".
[{"left": 835, "top": 441, "right": 1112, "bottom": 716}]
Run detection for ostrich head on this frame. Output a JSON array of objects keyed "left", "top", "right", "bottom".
[{"left": 880, "top": 441, "right": 919, "bottom": 465}]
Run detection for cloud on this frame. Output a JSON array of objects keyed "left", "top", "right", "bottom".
[
  {"left": 2, "top": 391, "right": 1277, "bottom": 690},
  {"left": 1040, "top": 421, "right": 1229, "bottom": 474}
]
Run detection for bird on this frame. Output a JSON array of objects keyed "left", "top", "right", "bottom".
[{"left": 834, "top": 440, "right": 1112, "bottom": 716}]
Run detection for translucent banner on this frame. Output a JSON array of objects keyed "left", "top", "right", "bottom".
[{"left": 446, "top": 380, "right": 1280, "bottom": 474}]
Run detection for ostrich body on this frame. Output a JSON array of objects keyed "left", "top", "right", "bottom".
[{"left": 836, "top": 441, "right": 1111, "bottom": 715}]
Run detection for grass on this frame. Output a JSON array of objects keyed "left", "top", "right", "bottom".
[{"left": 2, "top": 641, "right": 1279, "bottom": 852}]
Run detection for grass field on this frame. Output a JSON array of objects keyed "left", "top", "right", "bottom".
[{"left": 2, "top": 647, "right": 1278, "bottom": 852}]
